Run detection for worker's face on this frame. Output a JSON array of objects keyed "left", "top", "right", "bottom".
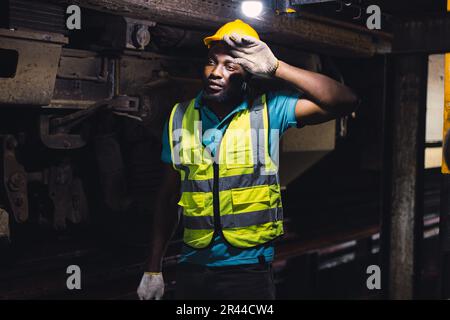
[{"left": 202, "top": 42, "right": 247, "bottom": 104}]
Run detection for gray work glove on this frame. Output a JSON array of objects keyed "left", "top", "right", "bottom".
[
  {"left": 137, "top": 272, "right": 165, "bottom": 300},
  {"left": 223, "top": 33, "right": 279, "bottom": 78}
]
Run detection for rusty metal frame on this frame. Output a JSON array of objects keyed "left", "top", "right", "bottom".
[
  {"left": 380, "top": 54, "right": 428, "bottom": 299},
  {"left": 49, "top": 0, "right": 391, "bottom": 57},
  {"left": 393, "top": 15, "right": 450, "bottom": 54},
  {"left": 1, "top": 135, "right": 29, "bottom": 223},
  {"left": 374, "top": 7, "right": 450, "bottom": 300},
  {"left": 0, "top": 29, "right": 67, "bottom": 106}
]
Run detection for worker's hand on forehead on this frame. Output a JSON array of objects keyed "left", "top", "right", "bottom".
[{"left": 223, "top": 32, "right": 279, "bottom": 78}]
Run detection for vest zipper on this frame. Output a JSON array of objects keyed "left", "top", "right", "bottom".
[{"left": 212, "top": 162, "right": 221, "bottom": 233}]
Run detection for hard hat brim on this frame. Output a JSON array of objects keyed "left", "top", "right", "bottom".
[
  {"left": 203, "top": 19, "right": 260, "bottom": 48},
  {"left": 203, "top": 35, "right": 222, "bottom": 48}
]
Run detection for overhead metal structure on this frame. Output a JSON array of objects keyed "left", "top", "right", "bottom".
[{"left": 50, "top": 0, "right": 391, "bottom": 57}]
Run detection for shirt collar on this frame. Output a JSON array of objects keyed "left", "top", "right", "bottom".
[
  {"left": 195, "top": 90, "right": 250, "bottom": 113},
  {"left": 194, "top": 91, "right": 203, "bottom": 109}
]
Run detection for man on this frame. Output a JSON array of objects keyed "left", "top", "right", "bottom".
[{"left": 137, "top": 20, "right": 358, "bottom": 300}]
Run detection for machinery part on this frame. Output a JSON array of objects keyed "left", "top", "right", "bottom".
[
  {"left": 48, "top": 0, "right": 390, "bottom": 57},
  {"left": 48, "top": 160, "right": 72, "bottom": 229},
  {"left": 144, "top": 71, "right": 202, "bottom": 89},
  {"left": 108, "top": 95, "right": 139, "bottom": 113},
  {"left": 70, "top": 10, "right": 155, "bottom": 51},
  {"left": 40, "top": 115, "right": 88, "bottom": 150},
  {"left": 132, "top": 24, "right": 151, "bottom": 50},
  {"left": 68, "top": 177, "right": 89, "bottom": 224},
  {"left": 94, "top": 133, "right": 133, "bottom": 212},
  {"left": 27, "top": 167, "right": 88, "bottom": 229},
  {"left": 150, "top": 25, "right": 209, "bottom": 50},
  {"left": 1, "top": 135, "right": 28, "bottom": 223},
  {"left": 124, "top": 17, "right": 155, "bottom": 50},
  {"left": 51, "top": 49, "right": 115, "bottom": 109},
  {"left": 40, "top": 96, "right": 140, "bottom": 150},
  {"left": 0, "top": 29, "right": 67, "bottom": 106},
  {"left": 275, "top": 0, "right": 297, "bottom": 15},
  {"left": 49, "top": 97, "right": 139, "bottom": 127},
  {"left": 48, "top": 159, "right": 89, "bottom": 229},
  {"left": 0, "top": 0, "right": 66, "bottom": 35},
  {"left": 57, "top": 55, "right": 108, "bottom": 83},
  {"left": 0, "top": 208, "right": 10, "bottom": 243}
]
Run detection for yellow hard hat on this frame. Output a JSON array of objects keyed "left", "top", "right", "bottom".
[{"left": 203, "top": 19, "right": 260, "bottom": 48}]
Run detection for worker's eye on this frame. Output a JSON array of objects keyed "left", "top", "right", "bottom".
[
  {"left": 225, "top": 64, "right": 236, "bottom": 71},
  {"left": 207, "top": 58, "right": 216, "bottom": 65}
]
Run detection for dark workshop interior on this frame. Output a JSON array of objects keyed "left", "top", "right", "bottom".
[{"left": 0, "top": 0, "right": 449, "bottom": 300}]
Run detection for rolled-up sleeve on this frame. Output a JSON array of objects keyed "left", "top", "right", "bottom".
[{"left": 267, "top": 90, "right": 301, "bottom": 136}]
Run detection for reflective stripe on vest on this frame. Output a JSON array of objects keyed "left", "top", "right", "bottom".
[
  {"left": 168, "top": 94, "right": 284, "bottom": 249},
  {"left": 184, "top": 207, "right": 283, "bottom": 229}
]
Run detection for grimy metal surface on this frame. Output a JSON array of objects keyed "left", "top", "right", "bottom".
[
  {"left": 0, "top": 29, "right": 67, "bottom": 105},
  {"left": 2, "top": 0, "right": 67, "bottom": 35},
  {"left": 384, "top": 55, "right": 427, "bottom": 299},
  {"left": 0, "top": 208, "right": 9, "bottom": 241},
  {"left": 1, "top": 135, "right": 29, "bottom": 223},
  {"left": 393, "top": 15, "right": 450, "bottom": 54},
  {"left": 50, "top": 0, "right": 388, "bottom": 57}
]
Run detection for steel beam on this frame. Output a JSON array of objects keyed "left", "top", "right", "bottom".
[
  {"left": 393, "top": 14, "right": 450, "bottom": 54},
  {"left": 381, "top": 54, "right": 428, "bottom": 299},
  {"left": 49, "top": 0, "right": 390, "bottom": 57}
]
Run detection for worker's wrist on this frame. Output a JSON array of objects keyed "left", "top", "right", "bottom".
[
  {"left": 273, "top": 59, "right": 280, "bottom": 75},
  {"left": 147, "top": 258, "right": 163, "bottom": 273},
  {"left": 273, "top": 59, "right": 283, "bottom": 79}
]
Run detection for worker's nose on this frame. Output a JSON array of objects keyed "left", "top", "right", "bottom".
[{"left": 209, "top": 65, "right": 223, "bottom": 79}]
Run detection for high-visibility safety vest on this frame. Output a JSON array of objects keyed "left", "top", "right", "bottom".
[{"left": 168, "top": 94, "right": 284, "bottom": 249}]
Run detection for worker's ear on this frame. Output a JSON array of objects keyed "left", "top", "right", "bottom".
[
  {"left": 243, "top": 75, "right": 258, "bottom": 99},
  {"left": 241, "top": 71, "right": 251, "bottom": 91},
  {"left": 241, "top": 81, "right": 248, "bottom": 93},
  {"left": 244, "top": 70, "right": 252, "bottom": 82}
]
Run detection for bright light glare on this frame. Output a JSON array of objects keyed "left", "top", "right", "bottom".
[{"left": 241, "top": 1, "right": 263, "bottom": 18}]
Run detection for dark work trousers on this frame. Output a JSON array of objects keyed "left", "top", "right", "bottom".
[{"left": 174, "top": 262, "right": 276, "bottom": 300}]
